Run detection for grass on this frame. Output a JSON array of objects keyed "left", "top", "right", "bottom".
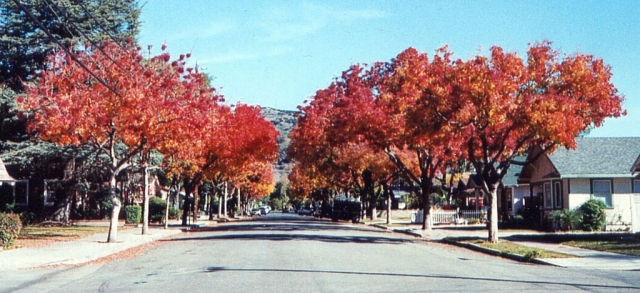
[
  {"left": 460, "top": 238, "right": 574, "bottom": 259},
  {"left": 15, "top": 225, "right": 123, "bottom": 249},
  {"left": 563, "top": 239, "right": 640, "bottom": 257}
]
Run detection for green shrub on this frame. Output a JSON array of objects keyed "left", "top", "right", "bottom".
[
  {"left": 579, "top": 199, "right": 607, "bottom": 231},
  {"left": 148, "top": 197, "right": 182, "bottom": 222},
  {"left": 168, "top": 206, "right": 182, "bottom": 220},
  {"left": 19, "top": 212, "right": 37, "bottom": 226},
  {"left": 124, "top": 205, "right": 141, "bottom": 224},
  {"left": 150, "top": 197, "right": 166, "bottom": 222},
  {"left": 523, "top": 249, "right": 541, "bottom": 262},
  {"left": 0, "top": 213, "right": 23, "bottom": 249}
]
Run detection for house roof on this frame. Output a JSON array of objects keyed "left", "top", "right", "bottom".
[
  {"left": 547, "top": 137, "right": 640, "bottom": 178},
  {"left": 0, "top": 158, "right": 15, "bottom": 182},
  {"left": 501, "top": 156, "right": 527, "bottom": 186}
]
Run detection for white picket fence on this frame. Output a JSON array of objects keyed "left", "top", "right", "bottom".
[{"left": 411, "top": 209, "right": 485, "bottom": 224}]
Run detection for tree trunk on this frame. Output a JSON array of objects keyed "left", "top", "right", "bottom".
[
  {"left": 236, "top": 188, "right": 241, "bottom": 216},
  {"left": 370, "top": 197, "right": 377, "bottom": 220},
  {"left": 142, "top": 166, "right": 150, "bottom": 235},
  {"left": 181, "top": 181, "right": 193, "bottom": 226},
  {"left": 421, "top": 195, "right": 432, "bottom": 231},
  {"left": 385, "top": 185, "right": 391, "bottom": 225},
  {"left": 192, "top": 185, "right": 199, "bottom": 223},
  {"left": 164, "top": 191, "right": 170, "bottom": 229},
  {"left": 107, "top": 176, "right": 121, "bottom": 243},
  {"left": 217, "top": 192, "right": 222, "bottom": 218},
  {"left": 488, "top": 187, "right": 499, "bottom": 243},
  {"left": 223, "top": 182, "right": 228, "bottom": 218}
]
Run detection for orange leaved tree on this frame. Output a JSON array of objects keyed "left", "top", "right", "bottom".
[
  {"left": 19, "top": 40, "right": 207, "bottom": 242},
  {"left": 448, "top": 42, "right": 625, "bottom": 242}
]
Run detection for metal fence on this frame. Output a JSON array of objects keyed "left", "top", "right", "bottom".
[{"left": 412, "top": 209, "right": 486, "bottom": 224}]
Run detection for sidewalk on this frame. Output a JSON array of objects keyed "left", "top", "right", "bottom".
[
  {"left": 511, "top": 240, "right": 640, "bottom": 270},
  {"left": 370, "top": 221, "right": 640, "bottom": 270},
  {"left": 0, "top": 225, "right": 182, "bottom": 271}
]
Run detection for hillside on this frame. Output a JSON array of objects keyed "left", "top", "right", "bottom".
[{"left": 260, "top": 107, "right": 299, "bottom": 182}]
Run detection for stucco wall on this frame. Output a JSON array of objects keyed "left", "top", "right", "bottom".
[
  {"left": 566, "top": 178, "right": 633, "bottom": 229},
  {"left": 610, "top": 193, "right": 633, "bottom": 225},
  {"left": 569, "top": 193, "right": 591, "bottom": 209}
]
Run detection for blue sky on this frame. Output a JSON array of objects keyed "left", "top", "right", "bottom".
[{"left": 138, "top": 1, "right": 639, "bottom": 137}]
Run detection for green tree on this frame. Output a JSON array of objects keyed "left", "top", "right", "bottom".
[
  {"left": 0, "top": 0, "right": 141, "bottom": 223},
  {"left": 0, "top": 0, "right": 141, "bottom": 91}
]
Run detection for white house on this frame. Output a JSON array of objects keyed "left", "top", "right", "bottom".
[{"left": 518, "top": 137, "right": 640, "bottom": 231}]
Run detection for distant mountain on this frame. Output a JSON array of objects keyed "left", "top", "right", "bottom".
[{"left": 260, "top": 107, "right": 299, "bottom": 182}]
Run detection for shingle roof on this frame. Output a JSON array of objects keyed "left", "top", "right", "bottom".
[
  {"left": 548, "top": 137, "right": 640, "bottom": 177},
  {"left": 502, "top": 156, "right": 527, "bottom": 186}
]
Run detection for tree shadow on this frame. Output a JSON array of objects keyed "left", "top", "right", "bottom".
[
  {"left": 201, "top": 267, "right": 640, "bottom": 290},
  {"left": 187, "top": 219, "right": 389, "bottom": 235},
  {"left": 162, "top": 232, "right": 414, "bottom": 245}
]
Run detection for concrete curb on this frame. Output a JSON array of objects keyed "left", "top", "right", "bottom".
[
  {"left": 392, "top": 228, "right": 424, "bottom": 238},
  {"left": 441, "top": 237, "right": 557, "bottom": 266},
  {"left": 370, "top": 224, "right": 389, "bottom": 230}
]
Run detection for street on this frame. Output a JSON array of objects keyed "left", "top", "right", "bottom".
[{"left": 5, "top": 213, "right": 640, "bottom": 292}]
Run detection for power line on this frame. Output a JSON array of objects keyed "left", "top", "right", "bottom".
[
  {"left": 72, "top": 0, "right": 128, "bottom": 52},
  {"left": 11, "top": 0, "right": 121, "bottom": 98}
]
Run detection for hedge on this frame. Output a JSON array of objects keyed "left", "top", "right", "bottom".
[
  {"left": 0, "top": 213, "right": 22, "bottom": 249},
  {"left": 125, "top": 205, "right": 142, "bottom": 224}
]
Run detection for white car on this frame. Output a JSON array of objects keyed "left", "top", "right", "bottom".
[{"left": 250, "top": 208, "right": 262, "bottom": 216}]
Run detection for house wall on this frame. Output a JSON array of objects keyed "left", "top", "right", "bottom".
[
  {"left": 566, "top": 178, "right": 633, "bottom": 229},
  {"left": 529, "top": 155, "right": 556, "bottom": 183},
  {"left": 610, "top": 193, "right": 633, "bottom": 227},
  {"left": 567, "top": 178, "right": 590, "bottom": 209}
]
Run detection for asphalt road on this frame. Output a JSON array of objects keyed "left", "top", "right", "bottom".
[{"left": 6, "top": 212, "right": 640, "bottom": 292}]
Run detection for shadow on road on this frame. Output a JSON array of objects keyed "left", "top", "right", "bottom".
[
  {"left": 163, "top": 232, "right": 414, "bottom": 245},
  {"left": 187, "top": 214, "right": 390, "bottom": 235},
  {"left": 163, "top": 215, "right": 415, "bottom": 245},
  {"left": 201, "top": 267, "right": 640, "bottom": 290}
]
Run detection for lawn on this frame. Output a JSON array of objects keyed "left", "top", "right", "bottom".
[
  {"left": 15, "top": 225, "right": 121, "bottom": 249},
  {"left": 460, "top": 238, "right": 574, "bottom": 260},
  {"left": 563, "top": 239, "right": 640, "bottom": 257}
]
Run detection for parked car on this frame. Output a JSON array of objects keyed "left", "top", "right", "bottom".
[
  {"left": 282, "top": 207, "right": 289, "bottom": 213},
  {"left": 260, "top": 207, "right": 268, "bottom": 215},
  {"left": 250, "top": 208, "right": 262, "bottom": 216},
  {"left": 331, "top": 199, "right": 361, "bottom": 223},
  {"left": 298, "top": 207, "right": 313, "bottom": 216}
]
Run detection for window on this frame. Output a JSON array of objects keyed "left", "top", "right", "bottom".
[
  {"left": 505, "top": 188, "right": 513, "bottom": 211},
  {"left": 544, "top": 182, "right": 552, "bottom": 209},
  {"left": 554, "top": 182, "right": 562, "bottom": 209},
  {"left": 43, "top": 180, "right": 57, "bottom": 206},
  {"left": 634, "top": 179, "right": 640, "bottom": 193},
  {"left": 592, "top": 179, "right": 612, "bottom": 207},
  {"left": 14, "top": 180, "right": 29, "bottom": 206}
]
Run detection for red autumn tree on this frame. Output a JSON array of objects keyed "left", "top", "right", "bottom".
[
  {"left": 20, "top": 40, "right": 208, "bottom": 242},
  {"left": 288, "top": 80, "right": 398, "bottom": 220},
  {"left": 321, "top": 57, "right": 462, "bottom": 230},
  {"left": 164, "top": 102, "right": 279, "bottom": 223},
  {"left": 448, "top": 42, "right": 625, "bottom": 242}
]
